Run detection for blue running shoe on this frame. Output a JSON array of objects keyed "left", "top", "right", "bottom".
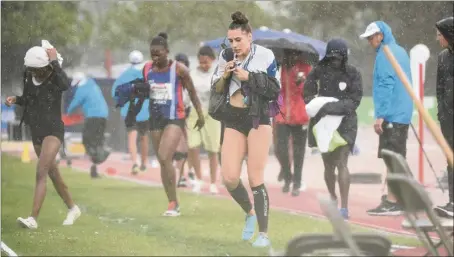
[
  {"left": 242, "top": 215, "right": 256, "bottom": 241},
  {"left": 252, "top": 232, "right": 270, "bottom": 248},
  {"left": 340, "top": 208, "right": 349, "bottom": 220}
]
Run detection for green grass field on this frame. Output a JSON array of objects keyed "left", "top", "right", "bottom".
[{"left": 1, "top": 154, "right": 420, "bottom": 256}]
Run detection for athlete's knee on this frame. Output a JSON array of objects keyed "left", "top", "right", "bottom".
[
  {"left": 222, "top": 171, "right": 240, "bottom": 189},
  {"left": 323, "top": 163, "right": 336, "bottom": 175},
  {"left": 35, "top": 165, "right": 49, "bottom": 182},
  {"left": 48, "top": 163, "right": 59, "bottom": 179},
  {"left": 157, "top": 149, "right": 173, "bottom": 165}
]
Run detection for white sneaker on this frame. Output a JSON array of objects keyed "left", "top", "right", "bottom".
[
  {"left": 162, "top": 202, "right": 180, "bottom": 217},
  {"left": 209, "top": 184, "right": 219, "bottom": 194},
  {"left": 63, "top": 205, "right": 81, "bottom": 226},
  {"left": 192, "top": 179, "right": 202, "bottom": 193},
  {"left": 17, "top": 216, "right": 38, "bottom": 229}
]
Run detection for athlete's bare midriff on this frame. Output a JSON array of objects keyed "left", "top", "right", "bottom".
[{"left": 229, "top": 90, "right": 246, "bottom": 108}]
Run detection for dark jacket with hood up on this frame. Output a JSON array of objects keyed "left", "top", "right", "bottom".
[
  {"left": 303, "top": 38, "right": 363, "bottom": 150},
  {"left": 435, "top": 17, "right": 454, "bottom": 146}
]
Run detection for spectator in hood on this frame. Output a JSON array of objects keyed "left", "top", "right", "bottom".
[
  {"left": 275, "top": 50, "right": 311, "bottom": 197},
  {"left": 360, "top": 21, "right": 413, "bottom": 216},
  {"left": 67, "top": 72, "right": 110, "bottom": 178},
  {"left": 304, "top": 38, "right": 363, "bottom": 220},
  {"left": 111, "top": 50, "right": 150, "bottom": 175},
  {"left": 433, "top": 16, "right": 454, "bottom": 218}
]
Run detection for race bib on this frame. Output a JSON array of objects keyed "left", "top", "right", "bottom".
[{"left": 149, "top": 82, "right": 173, "bottom": 104}]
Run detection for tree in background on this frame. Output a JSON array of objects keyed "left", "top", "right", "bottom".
[
  {"left": 98, "top": 2, "right": 275, "bottom": 52},
  {"left": 1, "top": 2, "right": 93, "bottom": 94},
  {"left": 272, "top": 1, "right": 453, "bottom": 95}
]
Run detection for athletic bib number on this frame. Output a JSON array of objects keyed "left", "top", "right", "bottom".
[{"left": 149, "top": 82, "right": 173, "bottom": 104}]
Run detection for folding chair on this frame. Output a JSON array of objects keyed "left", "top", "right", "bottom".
[
  {"left": 272, "top": 197, "right": 392, "bottom": 256},
  {"left": 387, "top": 174, "right": 454, "bottom": 256},
  {"left": 318, "top": 196, "right": 392, "bottom": 256},
  {"left": 381, "top": 149, "right": 414, "bottom": 177}
]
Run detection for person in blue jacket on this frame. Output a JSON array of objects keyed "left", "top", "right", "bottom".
[
  {"left": 360, "top": 21, "right": 413, "bottom": 216},
  {"left": 111, "top": 50, "right": 150, "bottom": 175},
  {"left": 67, "top": 72, "right": 110, "bottom": 178}
]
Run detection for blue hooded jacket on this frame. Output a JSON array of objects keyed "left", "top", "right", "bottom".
[
  {"left": 67, "top": 78, "right": 109, "bottom": 118},
  {"left": 372, "top": 21, "right": 413, "bottom": 124},
  {"left": 111, "top": 66, "right": 150, "bottom": 121}
]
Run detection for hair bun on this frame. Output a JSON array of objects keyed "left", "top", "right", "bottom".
[
  {"left": 231, "top": 11, "right": 248, "bottom": 25},
  {"left": 158, "top": 32, "right": 168, "bottom": 40}
]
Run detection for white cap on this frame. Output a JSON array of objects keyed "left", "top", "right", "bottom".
[
  {"left": 24, "top": 46, "right": 49, "bottom": 68},
  {"left": 129, "top": 50, "right": 143, "bottom": 64},
  {"left": 71, "top": 72, "right": 87, "bottom": 87},
  {"left": 359, "top": 22, "right": 381, "bottom": 39}
]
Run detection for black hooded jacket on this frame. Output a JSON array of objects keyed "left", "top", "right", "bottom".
[
  {"left": 435, "top": 17, "right": 454, "bottom": 145},
  {"left": 303, "top": 38, "right": 363, "bottom": 149}
]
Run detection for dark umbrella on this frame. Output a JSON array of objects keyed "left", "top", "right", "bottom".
[{"left": 254, "top": 38, "right": 320, "bottom": 64}]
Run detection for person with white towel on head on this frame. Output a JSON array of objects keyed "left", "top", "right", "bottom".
[{"left": 5, "top": 40, "right": 81, "bottom": 229}]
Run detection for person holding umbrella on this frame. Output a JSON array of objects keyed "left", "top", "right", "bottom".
[
  {"left": 304, "top": 38, "right": 363, "bottom": 219},
  {"left": 274, "top": 50, "right": 311, "bottom": 196}
]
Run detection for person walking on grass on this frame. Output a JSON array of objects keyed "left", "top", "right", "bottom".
[
  {"left": 433, "top": 16, "right": 454, "bottom": 218},
  {"left": 304, "top": 38, "right": 363, "bottom": 220},
  {"left": 116, "top": 32, "right": 205, "bottom": 216},
  {"left": 211, "top": 11, "right": 280, "bottom": 247},
  {"left": 359, "top": 21, "right": 413, "bottom": 216},
  {"left": 6, "top": 45, "right": 81, "bottom": 229}
]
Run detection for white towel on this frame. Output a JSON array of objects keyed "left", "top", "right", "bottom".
[
  {"left": 23, "top": 40, "right": 63, "bottom": 68},
  {"left": 41, "top": 40, "right": 64, "bottom": 66},
  {"left": 305, "top": 97, "right": 344, "bottom": 153}
]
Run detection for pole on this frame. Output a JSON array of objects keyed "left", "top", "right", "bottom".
[
  {"left": 418, "top": 63, "right": 424, "bottom": 184},
  {"left": 104, "top": 49, "right": 112, "bottom": 79},
  {"left": 383, "top": 45, "right": 453, "bottom": 167}
]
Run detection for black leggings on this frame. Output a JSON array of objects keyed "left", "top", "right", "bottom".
[
  {"left": 275, "top": 123, "right": 307, "bottom": 188},
  {"left": 321, "top": 145, "right": 351, "bottom": 209}
]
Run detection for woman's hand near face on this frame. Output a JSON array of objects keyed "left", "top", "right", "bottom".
[
  {"left": 233, "top": 67, "right": 249, "bottom": 81},
  {"left": 223, "top": 61, "right": 236, "bottom": 79}
]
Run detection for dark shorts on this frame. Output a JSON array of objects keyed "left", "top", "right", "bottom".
[
  {"left": 31, "top": 129, "right": 64, "bottom": 146},
  {"left": 30, "top": 119, "right": 64, "bottom": 146},
  {"left": 223, "top": 104, "right": 270, "bottom": 137},
  {"left": 83, "top": 117, "right": 107, "bottom": 148},
  {"left": 149, "top": 116, "right": 185, "bottom": 131},
  {"left": 125, "top": 120, "right": 149, "bottom": 135},
  {"left": 378, "top": 121, "right": 409, "bottom": 158}
]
